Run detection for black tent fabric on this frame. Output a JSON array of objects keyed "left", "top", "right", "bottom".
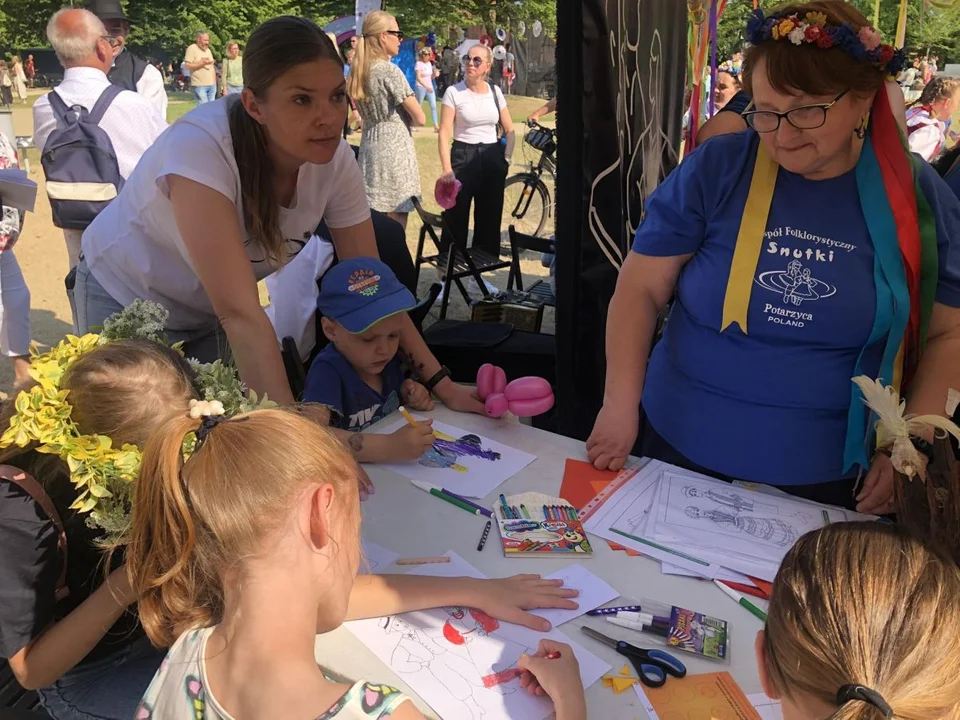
[{"left": 555, "top": 0, "right": 687, "bottom": 441}]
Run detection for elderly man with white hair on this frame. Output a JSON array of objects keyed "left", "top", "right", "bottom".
[
  {"left": 32, "top": 7, "right": 167, "bottom": 271},
  {"left": 183, "top": 30, "right": 217, "bottom": 104}
]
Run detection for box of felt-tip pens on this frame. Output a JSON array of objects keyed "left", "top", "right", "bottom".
[{"left": 494, "top": 492, "right": 593, "bottom": 557}]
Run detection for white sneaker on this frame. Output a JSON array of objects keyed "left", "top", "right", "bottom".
[{"left": 468, "top": 277, "right": 499, "bottom": 296}]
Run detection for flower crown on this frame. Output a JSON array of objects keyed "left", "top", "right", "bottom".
[
  {"left": 746, "top": 9, "right": 907, "bottom": 78},
  {"left": 0, "top": 300, "right": 275, "bottom": 538}
]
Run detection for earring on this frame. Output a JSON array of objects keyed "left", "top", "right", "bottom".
[{"left": 854, "top": 115, "right": 869, "bottom": 139}]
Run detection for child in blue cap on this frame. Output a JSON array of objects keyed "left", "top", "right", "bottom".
[{"left": 304, "top": 257, "right": 437, "bottom": 463}]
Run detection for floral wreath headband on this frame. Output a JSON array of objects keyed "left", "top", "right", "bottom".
[
  {"left": 0, "top": 300, "right": 275, "bottom": 538},
  {"left": 746, "top": 9, "right": 907, "bottom": 78}
]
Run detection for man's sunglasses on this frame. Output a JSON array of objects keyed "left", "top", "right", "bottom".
[{"left": 384, "top": 30, "right": 404, "bottom": 40}]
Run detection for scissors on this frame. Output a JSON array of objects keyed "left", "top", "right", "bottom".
[{"left": 581, "top": 626, "right": 687, "bottom": 688}]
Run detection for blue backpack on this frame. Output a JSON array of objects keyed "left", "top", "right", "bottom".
[{"left": 41, "top": 84, "right": 124, "bottom": 230}]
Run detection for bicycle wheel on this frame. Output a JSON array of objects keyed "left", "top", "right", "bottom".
[{"left": 502, "top": 173, "right": 550, "bottom": 239}]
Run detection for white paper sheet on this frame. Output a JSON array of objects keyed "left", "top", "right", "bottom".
[
  {"left": 532, "top": 565, "right": 619, "bottom": 627},
  {"left": 372, "top": 419, "right": 537, "bottom": 498},
  {"left": 748, "top": 693, "right": 784, "bottom": 720},
  {"left": 345, "top": 552, "right": 611, "bottom": 720},
  {"left": 584, "top": 462, "right": 727, "bottom": 578},
  {"left": 361, "top": 540, "right": 399, "bottom": 574},
  {"left": 660, "top": 562, "right": 755, "bottom": 584}
]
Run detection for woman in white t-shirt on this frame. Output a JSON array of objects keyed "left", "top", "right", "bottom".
[
  {"left": 438, "top": 44, "right": 515, "bottom": 259},
  {"left": 74, "top": 16, "right": 483, "bottom": 415},
  {"left": 415, "top": 48, "right": 439, "bottom": 130}
]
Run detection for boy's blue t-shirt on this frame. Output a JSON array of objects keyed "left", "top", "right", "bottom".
[
  {"left": 633, "top": 130, "right": 960, "bottom": 485},
  {"left": 304, "top": 344, "right": 405, "bottom": 431}
]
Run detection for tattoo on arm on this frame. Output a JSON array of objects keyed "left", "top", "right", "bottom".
[
  {"left": 398, "top": 350, "right": 427, "bottom": 380},
  {"left": 348, "top": 432, "right": 364, "bottom": 454}
]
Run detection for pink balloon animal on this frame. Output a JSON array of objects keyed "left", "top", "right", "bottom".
[
  {"left": 434, "top": 177, "right": 462, "bottom": 210},
  {"left": 476, "top": 363, "right": 554, "bottom": 419}
]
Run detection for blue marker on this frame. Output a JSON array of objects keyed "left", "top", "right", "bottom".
[{"left": 500, "top": 494, "right": 511, "bottom": 518}]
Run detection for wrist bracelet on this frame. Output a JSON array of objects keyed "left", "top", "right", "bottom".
[{"left": 424, "top": 366, "right": 451, "bottom": 392}]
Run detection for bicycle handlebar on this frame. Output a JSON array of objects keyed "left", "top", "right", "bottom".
[{"left": 526, "top": 119, "right": 556, "bottom": 134}]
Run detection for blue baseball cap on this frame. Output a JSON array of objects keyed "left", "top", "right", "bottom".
[{"left": 317, "top": 257, "right": 416, "bottom": 333}]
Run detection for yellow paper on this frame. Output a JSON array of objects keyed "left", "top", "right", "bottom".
[
  {"left": 620, "top": 664, "right": 632, "bottom": 676},
  {"left": 611, "top": 677, "right": 638, "bottom": 693}
]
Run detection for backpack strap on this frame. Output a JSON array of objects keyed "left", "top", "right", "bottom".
[
  {"left": 47, "top": 89, "right": 81, "bottom": 127},
  {"left": 87, "top": 84, "right": 124, "bottom": 125},
  {"left": 0, "top": 465, "right": 69, "bottom": 601}
]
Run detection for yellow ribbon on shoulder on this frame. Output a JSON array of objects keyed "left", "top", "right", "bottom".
[{"left": 721, "top": 142, "right": 779, "bottom": 334}]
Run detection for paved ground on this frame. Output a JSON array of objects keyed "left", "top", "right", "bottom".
[{"left": 0, "top": 89, "right": 554, "bottom": 394}]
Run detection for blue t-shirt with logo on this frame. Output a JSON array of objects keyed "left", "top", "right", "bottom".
[
  {"left": 304, "top": 344, "right": 404, "bottom": 431},
  {"left": 634, "top": 130, "right": 960, "bottom": 485}
]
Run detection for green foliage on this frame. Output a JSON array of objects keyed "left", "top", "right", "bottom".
[
  {"left": 715, "top": 0, "right": 960, "bottom": 65},
  {"left": 0, "top": 0, "right": 553, "bottom": 60}
]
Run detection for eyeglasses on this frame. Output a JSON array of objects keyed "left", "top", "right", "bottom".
[
  {"left": 741, "top": 90, "right": 849, "bottom": 133},
  {"left": 465, "top": 57, "right": 484, "bottom": 67},
  {"left": 384, "top": 30, "right": 404, "bottom": 41},
  {"left": 99, "top": 35, "right": 118, "bottom": 46}
]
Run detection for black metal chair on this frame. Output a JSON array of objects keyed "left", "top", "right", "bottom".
[
  {"left": 411, "top": 197, "right": 512, "bottom": 320},
  {"left": 507, "top": 225, "right": 556, "bottom": 307},
  {"left": 0, "top": 661, "right": 46, "bottom": 719},
  {"left": 282, "top": 283, "right": 443, "bottom": 401}
]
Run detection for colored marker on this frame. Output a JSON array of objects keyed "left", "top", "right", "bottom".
[
  {"left": 396, "top": 556, "right": 451, "bottom": 565},
  {"left": 412, "top": 481, "right": 492, "bottom": 517},
  {"left": 606, "top": 615, "right": 670, "bottom": 639},
  {"left": 500, "top": 494, "right": 512, "bottom": 518},
  {"left": 542, "top": 504, "right": 551, "bottom": 520},
  {"left": 398, "top": 406, "right": 420, "bottom": 427},
  {"left": 511, "top": 505, "right": 520, "bottom": 519},
  {"left": 587, "top": 605, "right": 644, "bottom": 616},
  {"left": 477, "top": 520, "right": 492, "bottom": 551},
  {"left": 714, "top": 580, "right": 768, "bottom": 622},
  {"left": 410, "top": 480, "right": 487, "bottom": 517},
  {"left": 520, "top": 504, "right": 530, "bottom": 519}
]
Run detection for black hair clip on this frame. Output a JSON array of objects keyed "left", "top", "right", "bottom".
[
  {"left": 195, "top": 414, "right": 229, "bottom": 448},
  {"left": 836, "top": 684, "right": 893, "bottom": 719}
]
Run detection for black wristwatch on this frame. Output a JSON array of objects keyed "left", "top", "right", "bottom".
[{"left": 424, "top": 366, "right": 451, "bottom": 392}]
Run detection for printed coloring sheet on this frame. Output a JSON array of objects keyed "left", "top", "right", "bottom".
[
  {"left": 345, "top": 552, "right": 610, "bottom": 720},
  {"left": 651, "top": 473, "right": 831, "bottom": 563},
  {"left": 372, "top": 419, "right": 536, "bottom": 498},
  {"left": 361, "top": 540, "right": 399, "bottom": 574}
]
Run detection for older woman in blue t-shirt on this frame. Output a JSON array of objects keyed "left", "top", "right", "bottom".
[{"left": 587, "top": 2, "right": 960, "bottom": 515}]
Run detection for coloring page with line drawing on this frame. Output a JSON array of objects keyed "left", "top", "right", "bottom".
[
  {"left": 360, "top": 540, "right": 398, "bottom": 574},
  {"left": 345, "top": 553, "right": 610, "bottom": 720},
  {"left": 372, "top": 419, "right": 536, "bottom": 498},
  {"left": 650, "top": 473, "right": 833, "bottom": 563}
]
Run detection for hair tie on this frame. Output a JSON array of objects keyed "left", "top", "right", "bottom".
[{"left": 836, "top": 685, "right": 893, "bottom": 718}]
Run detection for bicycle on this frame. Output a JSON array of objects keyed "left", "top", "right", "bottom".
[{"left": 503, "top": 120, "right": 556, "bottom": 238}]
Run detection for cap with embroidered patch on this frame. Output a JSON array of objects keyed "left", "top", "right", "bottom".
[{"left": 318, "top": 257, "right": 416, "bottom": 333}]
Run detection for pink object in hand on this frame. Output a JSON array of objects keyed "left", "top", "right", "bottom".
[
  {"left": 478, "top": 366, "right": 555, "bottom": 418},
  {"left": 503, "top": 377, "right": 554, "bottom": 417},
  {"left": 476, "top": 363, "right": 507, "bottom": 400},
  {"left": 484, "top": 394, "right": 509, "bottom": 418},
  {"left": 434, "top": 177, "right": 462, "bottom": 210}
]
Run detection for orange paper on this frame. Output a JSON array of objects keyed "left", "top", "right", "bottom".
[
  {"left": 560, "top": 460, "right": 643, "bottom": 555},
  {"left": 643, "top": 672, "right": 761, "bottom": 720}
]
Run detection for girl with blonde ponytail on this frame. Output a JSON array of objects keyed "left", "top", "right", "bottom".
[
  {"left": 348, "top": 10, "right": 425, "bottom": 229},
  {"left": 758, "top": 522, "right": 960, "bottom": 720},
  {"left": 131, "top": 408, "right": 580, "bottom": 718}
]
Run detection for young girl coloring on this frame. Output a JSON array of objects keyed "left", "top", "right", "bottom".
[
  {"left": 130, "top": 408, "right": 584, "bottom": 719},
  {"left": 759, "top": 522, "right": 960, "bottom": 719},
  {"left": 0, "top": 339, "right": 199, "bottom": 719}
]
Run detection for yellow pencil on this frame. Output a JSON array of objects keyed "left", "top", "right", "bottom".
[{"left": 399, "top": 406, "right": 420, "bottom": 427}]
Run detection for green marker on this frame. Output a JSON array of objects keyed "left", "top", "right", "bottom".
[
  {"left": 520, "top": 504, "right": 530, "bottom": 519},
  {"left": 411, "top": 480, "right": 485, "bottom": 516},
  {"left": 714, "top": 580, "right": 768, "bottom": 622}
]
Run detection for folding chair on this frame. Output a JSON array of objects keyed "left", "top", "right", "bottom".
[
  {"left": 412, "top": 197, "right": 512, "bottom": 320},
  {"left": 507, "top": 225, "right": 556, "bottom": 307}
]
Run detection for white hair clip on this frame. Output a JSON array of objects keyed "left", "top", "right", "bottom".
[{"left": 189, "top": 399, "right": 226, "bottom": 419}]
